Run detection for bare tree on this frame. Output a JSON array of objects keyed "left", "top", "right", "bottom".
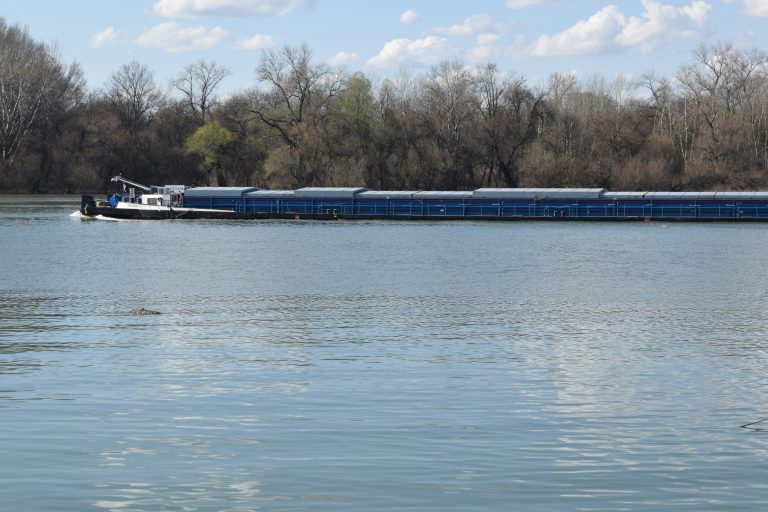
[
  {"left": 417, "top": 60, "right": 477, "bottom": 188},
  {"left": 675, "top": 43, "right": 768, "bottom": 167},
  {"left": 106, "top": 61, "right": 164, "bottom": 138},
  {"left": 172, "top": 59, "right": 230, "bottom": 123},
  {"left": 250, "top": 44, "right": 343, "bottom": 146},
  {"left": 542, "top": 72, "right": 580, "bottom": 163},
  {"left": 475, "top": 64, "right": 546, "bottom": 187},
  {"left": 248, "top": 44, "right": 345, "bottom": 185},
  {"left": 367, "top": 72, "right": 420, "bottom": 189},
  {"left": 546, "top": 72, "right": 577, "bottom": 111},
  {"left": 676, "top": 43, "right": 731, "bottom": 153},
  {"left": 640, "top": 72, "right": 696, "bottom": 167},
  {"left": 0, "top": 19, "right": 82, "bottom": 165}
]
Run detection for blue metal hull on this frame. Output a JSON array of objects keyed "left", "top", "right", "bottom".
[{"left": 180, "top": 196, "right": 768, "bottom": 221}]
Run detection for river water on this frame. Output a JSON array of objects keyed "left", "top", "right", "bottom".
[{"left": 2, "top": 196, "right": 768, "bottom": 511}]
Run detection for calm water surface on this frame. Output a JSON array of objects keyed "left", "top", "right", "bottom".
[{"left": 2, "top": 196, "right": 768, "bottom": 511}]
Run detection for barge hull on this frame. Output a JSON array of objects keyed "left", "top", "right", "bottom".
[
  {"left": 81, "top": 191, "right": 768, "bottom": 222},
  {"left": 81, "top": 207, "right": 768, "bottom": 223}
]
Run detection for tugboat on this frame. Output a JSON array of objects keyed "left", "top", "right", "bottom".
[{"left": 80, "top": 175, "right": 238, "bottom": 220}]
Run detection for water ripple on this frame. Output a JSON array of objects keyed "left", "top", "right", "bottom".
[{"left": 3, "top": 199, "right": 768, "bottom": 510}]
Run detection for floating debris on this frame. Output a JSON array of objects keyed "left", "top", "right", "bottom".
[{"left": 129, "top": 308, "right": 161, "bottom": 316}]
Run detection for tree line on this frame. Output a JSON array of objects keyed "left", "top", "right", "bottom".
[{"left": 0, "top": 18, "right": 767, "bottom": 193}]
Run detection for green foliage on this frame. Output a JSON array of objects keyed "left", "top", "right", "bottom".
[
  {"left": 186, "top": 121, "right": 236, "bottom": 185},
  {"left": 336, "top": 72, "right": 374, "bottom": 128}
]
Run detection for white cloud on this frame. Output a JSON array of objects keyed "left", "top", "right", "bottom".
[
  {"left": 366, "top": 36, "right": 456, "bottom": 68},
  {"left": 433, "top": 14, "right": 491, "bottom": 36},
  {"left": 476, "top": 32, "right": 501, "bottom": 45},
  {"left": 531, "top": 0, "right": 711, "bottom": 56},
  {"left": 684, "top": 1, "right": 711, "bottom": 24},
  {"left": 616, "top": 0, "right": 712, "bottom": 52},
  {"left": 135, "top": 22, "right": 228, "bottom": 53},
  {"left": 328, "top": 51, "right": 359, "bottom": 66},
  {"left": 531, "top": 5, "right": 625, "bottom": 56},
  {"left": 234, "top": 34, "right": 275, "bottom": 50},
  {"left": 742, "top": 0, "right": 768, "bottom": 16},
  {"left": 506, "top": 0, "right": 557, "bottom": 9},
  {"left": 151, "top": 0, "right": 311, "bottom": 17},
  {"left": 617, "top": 0, "right": 710, "bottom": 51},
  {"left": 399, "top": 10, "right": 420, "bottom": 24},
  {"left": 91, "top": 27, "right": 119, "bottom": 47}
]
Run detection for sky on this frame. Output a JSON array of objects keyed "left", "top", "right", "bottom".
[{"left": 2, "top": 0, "right": 768, "bottom": 95}]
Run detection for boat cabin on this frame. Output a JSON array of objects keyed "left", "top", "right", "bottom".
[{"left": 140, "top": 185, "right": 186, "bottom": 206}]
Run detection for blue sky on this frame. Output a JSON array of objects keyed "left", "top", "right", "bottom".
[{"left": 3, "top": 0, "right": 768, "bottom": 94}]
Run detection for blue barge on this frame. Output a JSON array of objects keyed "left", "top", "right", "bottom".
[
  {"left": 80, "top": 180, "right": 768, "bottom": 221},
  {"left": 180, "top": 187, "right": 768, "bottom": 221}
]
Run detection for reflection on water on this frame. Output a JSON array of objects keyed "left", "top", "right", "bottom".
[{"left": 2, "top": 196, "right": 768, "bottom": 510}]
